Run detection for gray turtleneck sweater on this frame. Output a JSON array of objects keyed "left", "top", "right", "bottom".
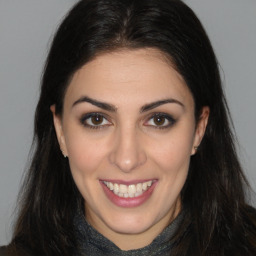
[{"left": 73, "top": 211, "right": 184, "bottom": 256}]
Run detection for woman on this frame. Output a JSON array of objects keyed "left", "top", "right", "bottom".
[{"left": 1, "top": 0, "right": 256, "bottom": 255}]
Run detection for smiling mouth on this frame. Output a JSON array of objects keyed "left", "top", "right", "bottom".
[{"left": 102, "top": 180, "right": 156, "bottom": 198}]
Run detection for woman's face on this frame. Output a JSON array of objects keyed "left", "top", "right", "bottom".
[{"left": 52, "top": 48, "right": 208, "bottom": 249}]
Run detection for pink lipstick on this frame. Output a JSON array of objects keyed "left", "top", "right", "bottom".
[{"left": 100, "top": 180, "right": 157, "bottom": 208}]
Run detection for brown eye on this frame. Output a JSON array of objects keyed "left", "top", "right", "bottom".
[
  {"left": 153, "top": 116, "right": 166, "bottom": 126},
  {"left": 80, "top": 113, "right": 111, "bottom": 129},
  {"left": 144, "top": 113, "right": 176, "bottom": 129},
  {"left": 91, "top": 115, "right": 104, "bottom": 125}
]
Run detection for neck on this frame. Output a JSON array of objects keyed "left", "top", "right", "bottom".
[{"left": 85, "top": 200, "right": 181, "bottom": 250}]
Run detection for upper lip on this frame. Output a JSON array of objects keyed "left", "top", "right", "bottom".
[{"left": 100, "top": 179, "right": 157, "bottom": 185}]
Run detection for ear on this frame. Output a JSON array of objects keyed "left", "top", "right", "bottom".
[
  {"left": 50, "top": 105, "right": 68, "bottom": 158},
  {"left": 191, "top": 106, "right": 210, "bottom": 155}
]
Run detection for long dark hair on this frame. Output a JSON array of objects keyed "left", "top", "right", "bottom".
[{"left": 9, "top": 0, "right": 256, "bottom": 255}]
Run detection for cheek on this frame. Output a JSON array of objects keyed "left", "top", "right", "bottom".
[
  {"left": 65, "top": 132, "right": 110, "bottom": 200},
  {"left": 148, "top": 125, "right": 195, "bottom": 174},
  {"left": 65, "top": 131, "right": 108, "bottom": 177}
]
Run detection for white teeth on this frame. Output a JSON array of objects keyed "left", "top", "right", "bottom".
[
  {"left": 136, "top": 183, "right": 142, "bottom": 193},
  {"left": 142, "top": 182, "right": 148, "bottom": 191},
  {"left": 119, "top": 184, "right": 127, "bottom": 194},
  {"left": 108, "top": 182, "right": 114, "bottom": 190},
  {"left": 104, "top": 181, "right": 154, "bottom": 198},
  {"left": 128, "top": 184, "right": 136, "bottom": 194},
  {"left": 114, "top": 183, "right": 119, "bottom": 194},
  {"left": 128, "top": 192, "right": 135, "bottom": 198},
  {"left": 135, "top": 191, "right": 143, "bottom": 197}
]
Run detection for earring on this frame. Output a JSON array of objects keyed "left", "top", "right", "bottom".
[
  {"left": 61, "top": 149, "right": 67, "bottom": 158},
  {"left": 194, "top": 146, "right": 199, "bottom": 152}
]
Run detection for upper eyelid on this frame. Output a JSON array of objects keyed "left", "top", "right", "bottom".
[
  {"left": 145, "top": 112, "right": 175, "bottom": 120},
  {"left": 79, "top": 111, "right": 176, "bottom": 125},
  {"left": 143, "top": 112, "right": 176, "bottom": 124},
  {"left": 80, "top": 112, "right": 112, "bottom": 125},
  {"left": 80, "top": 111, "right": 175, "bottom": 119},
  {"left": 81, "top": 112, "right": 110, "bottom": 119}
]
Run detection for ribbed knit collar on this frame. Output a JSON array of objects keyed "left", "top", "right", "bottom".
[{"left": 74, "top": 210, "right": 184, "bottom": 256}]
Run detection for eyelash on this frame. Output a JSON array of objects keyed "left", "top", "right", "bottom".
[
  {"left": 144, "top": 113, "right": 176, "bottom": 129},
  {"left": 79, "top": 112, "right": 176, "bottom": 130},
  {"left": 80, "top": 113, "right": 111, "bottom": 129}
]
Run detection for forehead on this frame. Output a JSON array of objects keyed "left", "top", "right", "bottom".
[{"left": 64, "top": 48, "right": 194, "bottom": 110}]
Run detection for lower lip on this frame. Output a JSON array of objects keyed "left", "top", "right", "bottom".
[{"left": 100, "top": 181, "right": 157, "bottom": 208}]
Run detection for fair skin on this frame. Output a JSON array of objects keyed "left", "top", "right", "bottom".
[{"left": 51, "top": 48, "right": 209, "bottom": 250}]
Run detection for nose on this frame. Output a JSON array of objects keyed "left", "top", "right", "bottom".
[{"left": 109, "top": 127, "right": 147, "bottom": 173}]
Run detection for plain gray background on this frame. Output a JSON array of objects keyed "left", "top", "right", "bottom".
[{"left": 0, "top": 0, "right": 255, "bottom": 245}]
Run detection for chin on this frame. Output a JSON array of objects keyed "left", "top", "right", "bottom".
[{"left": 103, "top": 212, "right": 158, "bottom": 234}]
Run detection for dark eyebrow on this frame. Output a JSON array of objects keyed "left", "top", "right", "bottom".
[
  {"left": 72, "top": 96, "right": 183, "bottom": 113},
  {"left": 72, "top": 96, "right": 117, "bottom": 112},
  {"left": 140, "top": 99, "right": 184, "bottom": 112}
]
